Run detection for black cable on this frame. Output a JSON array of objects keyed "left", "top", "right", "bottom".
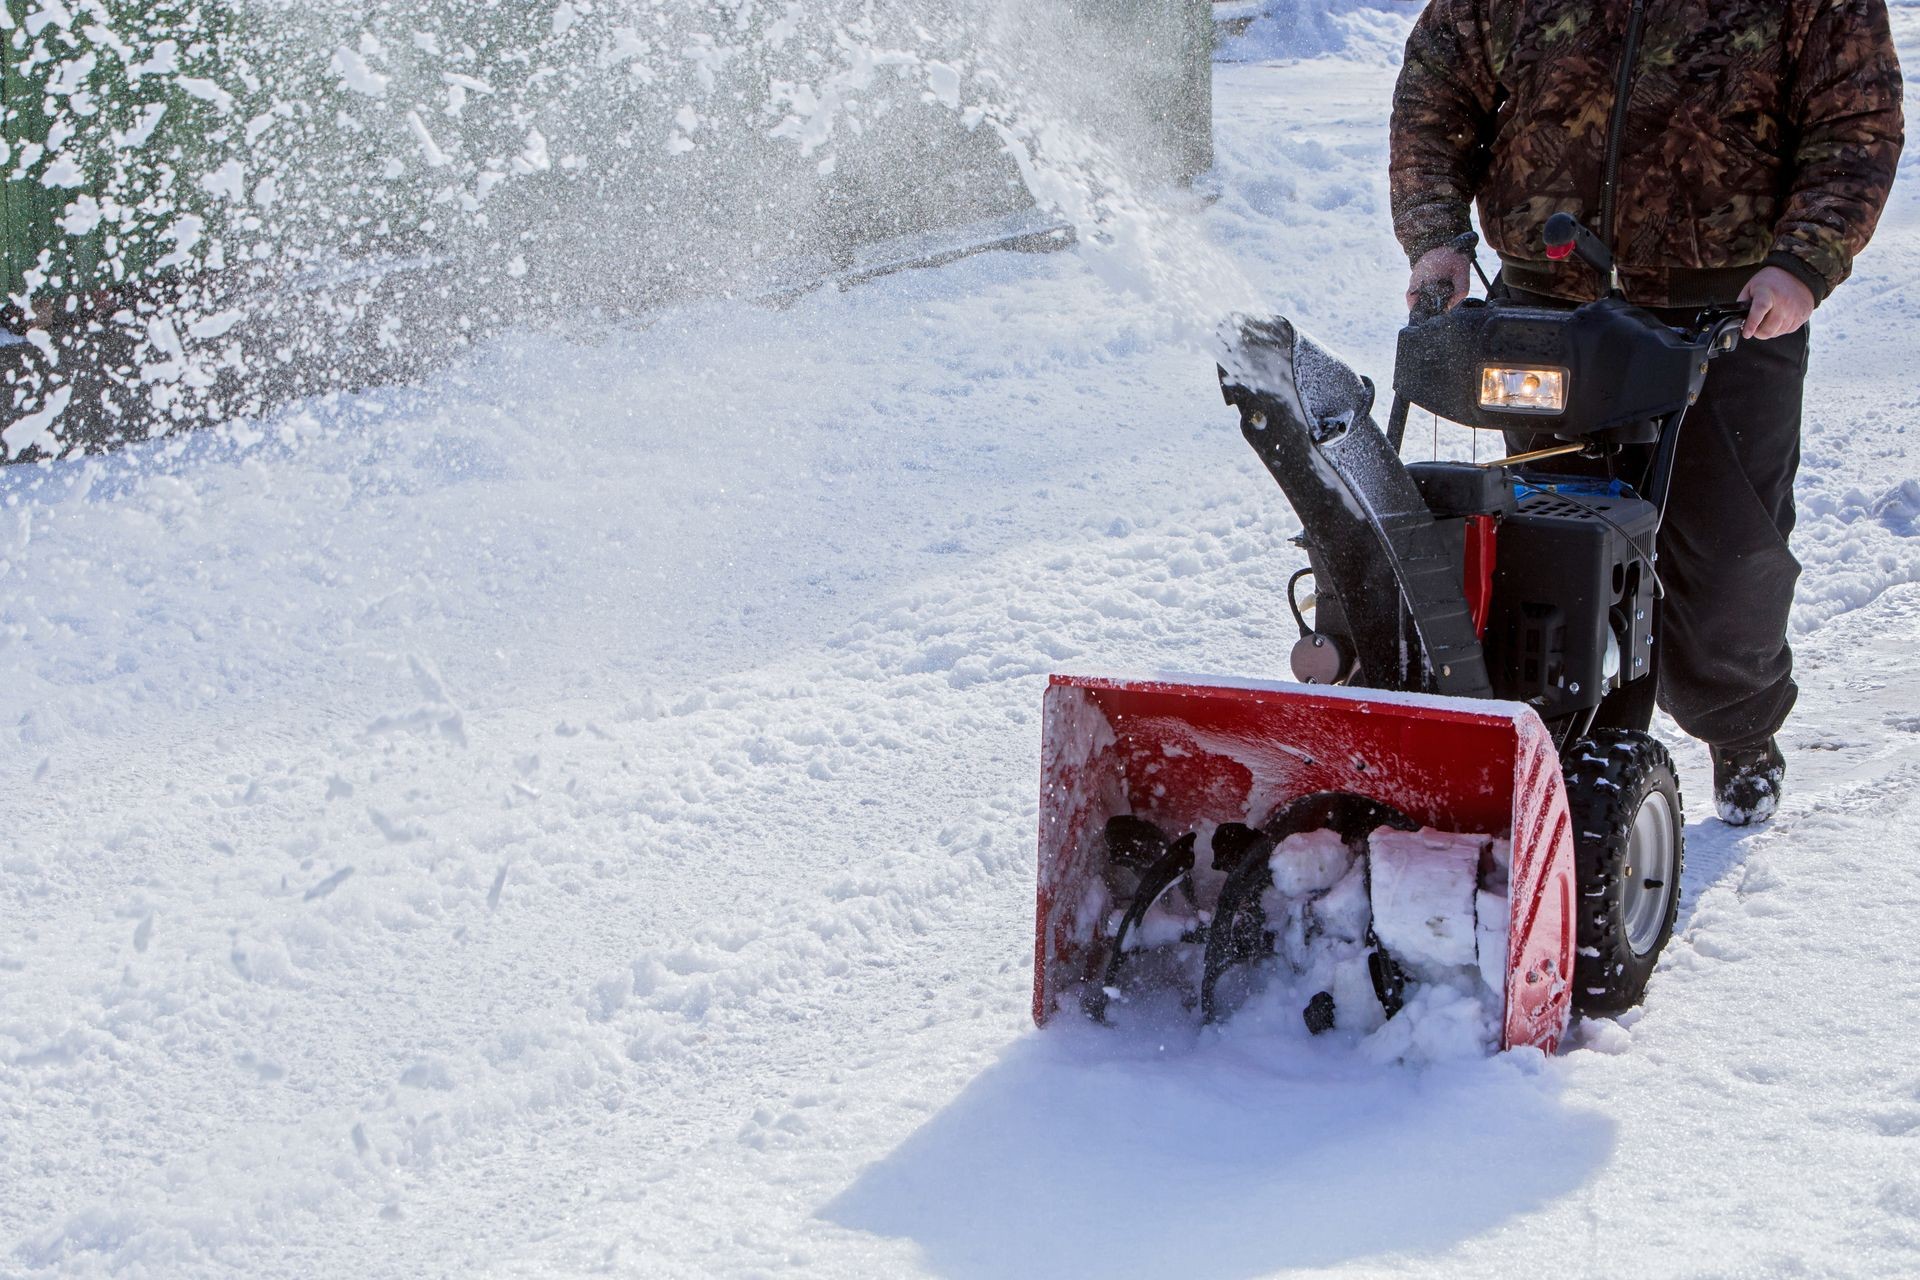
[
  {"left": 1286, "top": 567, "right": 1314, "bottom": 637},
  {"left": 1572, "top": 702, "right": 1602, "bottom": 747},
  {"left": 1514, "top": 481, "right": 1667, "bottom": 601}
]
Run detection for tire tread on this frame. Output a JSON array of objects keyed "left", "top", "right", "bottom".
[{"left": 1564, "top": 729, "right": 1684, "bottom": 1016}]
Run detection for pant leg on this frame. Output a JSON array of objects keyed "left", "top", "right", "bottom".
[{"left": 1651, "top": 325, "right": 1807, "bottom": 747}]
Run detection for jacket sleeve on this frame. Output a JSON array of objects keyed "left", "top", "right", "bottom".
[
  {"left": 1389, "top": 0, "right": 1501, "bottom": 266},
  {"left": 1768, "top": 0, "right": 1905, "bottom": 300}
]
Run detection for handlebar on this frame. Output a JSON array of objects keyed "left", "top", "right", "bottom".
[
  {"left": 1410, "top": 280, "right": 1457, "bottom": 325},
  {"left": 1407, "top": 230, "right": 1488, "bottom": 325},
  {"left": 1694, "top": 302, "right": 1750, "bottom": 356},
  {"left": 1544, "top": 213, "right": 1615, "bottom": 279}
]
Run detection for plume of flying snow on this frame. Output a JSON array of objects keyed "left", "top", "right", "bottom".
[{"left": 4, "top": 0, "right": 1252, "bottom": 459}]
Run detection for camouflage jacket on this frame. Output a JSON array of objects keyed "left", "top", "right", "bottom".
[{"left": 1390, "top": 0, "right": 1905, "bottom": 306}]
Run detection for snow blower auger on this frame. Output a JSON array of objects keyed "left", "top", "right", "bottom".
[{"left": 1036, "top": 221, "right": 1750, "bottom": 1051}]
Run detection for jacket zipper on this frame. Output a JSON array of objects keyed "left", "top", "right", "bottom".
[{"left": 1597, "top": 0, "right": 1650, "bottom": 285}]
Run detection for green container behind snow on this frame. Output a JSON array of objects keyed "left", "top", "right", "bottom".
[
  {"left": 0, "top": 0, "right": 1214, "bottom": 314},
  {"left": 1, "top": 1, "right": 243, "bottom": 311}
]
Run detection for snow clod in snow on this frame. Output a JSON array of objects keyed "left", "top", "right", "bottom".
[
  {"left": 1269, "top": 827, "right": 1353, "bottom": 896},
  {"left": 1367, "top": 827, "right": 1485, "bottom": 975}
]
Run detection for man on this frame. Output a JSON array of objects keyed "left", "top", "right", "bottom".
[{"left": 1389, "top": 0, "right": 1903, "bottom": 824}]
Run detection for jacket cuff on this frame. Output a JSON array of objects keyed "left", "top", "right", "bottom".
[
  {"left": 1399, "top": 208, "right": 1476, "bottom": 267},
  {"left": 1763, "top": 249, "right": 1832, "bottom": 304}
]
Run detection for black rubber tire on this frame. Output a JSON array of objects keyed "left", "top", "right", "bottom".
[{"left": 1564, "top": 729, "right": 1685, "bottom": 1016}]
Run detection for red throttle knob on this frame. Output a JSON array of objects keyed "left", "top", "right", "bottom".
[{"left": 1543, "top": 211, "right": 1580, "bottom": 260}]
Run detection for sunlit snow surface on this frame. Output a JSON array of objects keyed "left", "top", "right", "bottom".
[{"left": 8, "top": 6, "right": 1920, "bottom": 1278}]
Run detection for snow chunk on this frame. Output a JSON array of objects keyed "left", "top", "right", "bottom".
[
  {"left": 332, "top": 45, "right": 388, "bottom": 98},
  {"left": 128, "top": 40, "right": 179, "bottom": 79},
  {"left": 924, "top": 61, "right": 963, "bottom": 110},
  {"left": 153, "top": 215, "right": 204, "bottom": 272},
  {"left": 1269, "top": 827, "right": 1353, "bottom": 897},
  {"left": 41, "top": 157, "right": 84, "bottom": 189},
  {"left": 1476, "top": 888, "right": 1508, "bottom": 999},
  {"left": 187, "top": 309, "right": 244, "bottom": 340},
  {"left": 512, "top": 129, "right": 551, "bottom": 175},
  {"left": 199, "top": 159, "right": 246, "bottom": 203},
  {"left": 1368, "top": 827, "right": 1485, "bottom": 975},
  {"left": 2, "top": 385, "right": 71, "bottom": 458},
  {"left": 1325, "top": 946, "right": 1386, "bottom": 1033},
  {"left": 58, "top": 195, "right": 102, "bottom": 235},
  {"left": 406, "top": 112, "right": 450, "bottom": 168},
  {"left": 177, "top": 77, "right": 232, "bottom": 113},
  {"left": 1309, "top": 858, "right": 1372, "bottom": 944},
  {"left": 114, "top": 102, "right": 167, "bottom": 150},
  {"left": 1363, "top": 982, "right": 1500, "bottom": 1064}
]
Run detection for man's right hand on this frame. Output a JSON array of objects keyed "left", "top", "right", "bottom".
[{"left": 1406, "top": 246, "right": 1472, "bottom": 314}]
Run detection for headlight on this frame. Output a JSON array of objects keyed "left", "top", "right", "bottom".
[{"left": 1479, "top": 366, "right": 1568, "bottom": 414}]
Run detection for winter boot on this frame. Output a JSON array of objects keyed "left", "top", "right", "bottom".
[{"left": 1711, "top": 737, "right": 1786, "bottom": 827}]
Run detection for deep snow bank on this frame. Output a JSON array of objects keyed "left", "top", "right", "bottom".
[{"left": 1217, "top": 0, "right": 1413, "bottom": 62}]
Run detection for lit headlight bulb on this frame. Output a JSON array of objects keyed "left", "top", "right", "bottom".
[{"left": 1479, "top": 366, "right": 1568, "bottom": 414}]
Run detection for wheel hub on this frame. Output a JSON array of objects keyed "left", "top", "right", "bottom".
[{"left": 1622, "top": 790, "right": 1678, "bottom": 956}]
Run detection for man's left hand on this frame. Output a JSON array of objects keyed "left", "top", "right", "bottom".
[{"left": 1738, "top": 266, "right": 1816, "bottom": 341}]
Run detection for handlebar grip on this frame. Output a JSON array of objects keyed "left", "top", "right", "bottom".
[
  {"left": 1702, "top": 302, "right": 1752, "bottom": 354},
  {"left": 1543, "top": 213, "right": 1574, "bottom": 257},
  {"left": 1410, "top": 280, "right": 1456, "bottom": 324},
  {"left": 1542, "top": 212, "right": 1614, "bottom": 278}
]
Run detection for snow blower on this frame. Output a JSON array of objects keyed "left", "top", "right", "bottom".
[{"left": 1035, "top": 221, "right": 1750, "bottom": 1051}]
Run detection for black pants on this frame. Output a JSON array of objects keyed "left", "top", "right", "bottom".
[{"left": 1501, "top": 283, "right": 1806, "bottom": 748}]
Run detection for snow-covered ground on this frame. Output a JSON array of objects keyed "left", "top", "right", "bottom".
[{"left": 8, "top": 10, "right": 1920, "bottom": 1278}]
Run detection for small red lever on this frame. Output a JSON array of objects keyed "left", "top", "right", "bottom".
[{"left": 1544, "top": 242, "right": 1574, "bottom": 261}]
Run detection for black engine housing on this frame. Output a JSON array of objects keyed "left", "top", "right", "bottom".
[{"left": 1485, "top": 481, "right": 1656, "bottom": 721}]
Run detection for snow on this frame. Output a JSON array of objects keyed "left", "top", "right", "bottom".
[
  {"left": 1270, "top": 826, "right": 1354, "bottom": 896},
  {"left": 1267, "top": 826, "right": 1505, "bottom": 1054},
  {"left": 1084, "top": 817, "right": 1501, "bottom": 1055},
  {"left": 1367, "top": 828, "right": 1484, "bottom": 974},
  {"left": 1472, "top": 901, "right": 1508, "bottom": 986},
  {"left": 7, "top": 4, "right": 1920, "bottom": 1278},
  {"left": 1218, "top": 0, "right": 1414, "bottom": 64}
]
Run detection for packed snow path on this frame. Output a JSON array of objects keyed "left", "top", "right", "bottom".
[{"left": 8, "top": 12, "right": 1920, "bottom": 1278}]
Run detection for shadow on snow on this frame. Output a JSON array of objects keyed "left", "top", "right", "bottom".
[{"left": 823, "top": 1022, "right": 1614, "bottom": 1279}]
